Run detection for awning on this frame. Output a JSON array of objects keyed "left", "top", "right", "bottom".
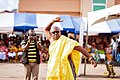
[
  {"left": 36, "top": 14, "right": 75, "bottom": 32},
  {"left": 88, "top": 18, "right": 120, "bottom": 33},
  {"left": 0, "top": 0, "right": 19, "bottom": 12},
  {"left": 88, "top": 4, "right": 120, "bottom": 34},
  {"left": 0, "top": 13, "right": 75, "bottom": 33},
  {"left": 71, "top": 17, "right": 87, "bottom": 34},
  {"left": 0, "top": 13, "right": 37, "bottom": 33},
  {"left": 88, "top": 4, "right": 120, "bottom": 28}
]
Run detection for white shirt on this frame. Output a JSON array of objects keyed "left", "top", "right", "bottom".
[
  {"left": 8, "top": 34, "right": 16, "bottom": 37},
  {"left": 110, "top": 39, "right": 118, "bottom": 49}
]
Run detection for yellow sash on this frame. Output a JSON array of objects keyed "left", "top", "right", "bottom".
[{"left": 47, "top": 35, "right": 81, "bottom": 80}]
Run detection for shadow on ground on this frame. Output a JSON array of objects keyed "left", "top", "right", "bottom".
[{"left": 78, "top": 74, "right": 120, "bottom": 79}]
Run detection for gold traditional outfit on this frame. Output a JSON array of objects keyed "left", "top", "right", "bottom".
[{"left": 47, "top": 35, "right": 81, "bottom": 80}]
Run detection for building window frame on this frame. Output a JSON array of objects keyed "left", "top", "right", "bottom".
[{"left": 92, "top": 0, "right": 106, "bottom": 11}]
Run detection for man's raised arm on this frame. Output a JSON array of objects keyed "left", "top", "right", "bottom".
[
  {"left": 43, "top": 20, "right": 54, "bottom": 40},
  {"left": 44, "top": 17, "right": 62, "bottom": 40}
]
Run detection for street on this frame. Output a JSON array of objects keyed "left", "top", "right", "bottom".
[{"left": 0, "top": 63, "right": 120, "bottom": 80}]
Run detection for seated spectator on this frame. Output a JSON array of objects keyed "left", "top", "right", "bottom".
[
  {"left": 8, "top": 31, "right": 16, "bottom": 38},
  {"left": 90, "top": 42, "right": 99, "bottom": 62},
  {"left": 0, "top": 41, "right": 8, "bottom": 62},
  {"left": 98, "top": 44, "right": 105, "bottom": 63},
  {"left": 17, "top": 44, "right": 23, "bottom": 62},
  {"left": 99, "top": 37, "right": 107, "bottom": 49},
  {"left": 2, "top": 34, "right": 9, "bottom": 47},
  {"left": 8, "top": 41, "right": 18, "bottom": 62},
  {"left": 105, "top": 43, "right": 112, "bottom": 61}
]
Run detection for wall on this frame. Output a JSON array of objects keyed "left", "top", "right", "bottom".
[
  {"left": 82, "top": 0, "right": 92, "bottom": 17},
  {"left": 115, "top": 0, "right": 120, "bottom": 4},
  {"left": 107, "top": 0, "right": 115, "bottom": 7},
  {"left": 19, "top": 0, "right": 81, "bottom": 16},
  {"left": 19, "top": 0, "right": 116, "bottom": 17}
]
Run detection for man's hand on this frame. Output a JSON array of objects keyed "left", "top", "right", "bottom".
[
  {"left": 28, "top": 36, "right": 32, "bottom": 42},
  {"left": 90, "top": 60, "right": 97, "bottom": 68},
  {"left": 34, "top": 36, "right": 39, "bottom": 42},
  {"left": 89, "top": 57, "right": 97, "bottom": 68},
  {"left": 53, "top": 17, "right": 63, "bottom": 23}
]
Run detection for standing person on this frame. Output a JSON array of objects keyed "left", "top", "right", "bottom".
[
  {"left": 110, "top": 36, "right": 118, "bottom": 61},
  {"left": 116, "top": 42, "right": 120, "bottom": 62},
  {"left": 105, "top": 43, "right": 115, "bottom": 78},
  {"left": 44, "top": 17, "right": 97, "bottom": 80},
  {"left": 21, "top": 29, "right": 42, "bottom": 80},
  {"left": 105, "top": 42, "right": 120, "bottom": 78}
]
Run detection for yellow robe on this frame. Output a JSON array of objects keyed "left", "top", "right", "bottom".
[{"left": 47, "top": 35, "right": 80, "bottom": 80}]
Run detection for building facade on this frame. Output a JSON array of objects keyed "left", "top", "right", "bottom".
[{"left": 19, "top": 0, "right": 118, "bottom": 17}]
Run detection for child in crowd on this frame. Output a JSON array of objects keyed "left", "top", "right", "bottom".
[{"left": 98, "top": 44, "right": 105, "bottom": 63}]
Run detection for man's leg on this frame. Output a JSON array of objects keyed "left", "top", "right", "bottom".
[
  {"left": 109, "top": 61, "right": 116, "bottom": 78},
  {"left": 24, "top": 64, "right": 32, "bottom": 80},
  {"left": 112, "top": 50, "right": 116, "bottom": 61},
  {"left": 114, "top": 49, "right": 117, "bottom": 61},
  {"left": 68, "top": 58, "right": 76, "bottom": 80},
  {"left": 111, "top": 61, "right": 120, "bottom": 66},
  {"left": 105, "top": 61, "right": 111, "bottom": 77},
  {"left": 31, "top": 63, "right": 39, "bottom": 80}
]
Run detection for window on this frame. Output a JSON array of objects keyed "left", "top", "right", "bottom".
[
  {"left": 92, "top": 0, "right": 106, "bottom": 11},
  {"left": 93, "top": 0, "right": 106, "bottom": 3}
]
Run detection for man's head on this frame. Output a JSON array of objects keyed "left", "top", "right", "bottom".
[
  {"left": 28, "top": 29, "right": 36, "bottom": 40},
  {"left": 10, "top": 41, "right": 14, "bottom": 45},
  {"left": 50, "top": 26, "right": 61, "bottom": 40},
  {"left": 112, "top": 36, "right": 117, "bottom": 41}
]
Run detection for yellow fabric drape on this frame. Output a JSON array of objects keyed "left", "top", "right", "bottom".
[{"left": 47, "top": 35, "right": 81, "bottom": 80}]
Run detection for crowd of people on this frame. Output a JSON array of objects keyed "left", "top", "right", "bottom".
[
  {"left": 0, "top": 33, "right": 22, "bottom": 62},
  {"left": 0, "top": 33, "right": 50, "bottom": 63},
  {"left": 0, "top": 32, "right": 120, "bottom": 65},
  {"left": 81, "top": 34, "right": 120, "bottom": 64}
]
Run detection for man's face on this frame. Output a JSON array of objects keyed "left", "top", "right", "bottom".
[
  {"left": 28, "top": 30, "right": 36, "bottom": 40},
  {"left": 10, "top": 41, "right": 14, "bottom": 45},
  {"left": 51, "top": 27, "right": 61, "bottom": 40}
]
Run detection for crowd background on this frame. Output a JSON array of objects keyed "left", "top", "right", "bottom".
[
  {"left": 82, "top": 33, "right": 120, "bottom": 64},
  {"left": 0, "top": 32, "right": 120, "bottom": 65},
  {"left": 0, "top": 32, "right": 50, "bottom": 63}
]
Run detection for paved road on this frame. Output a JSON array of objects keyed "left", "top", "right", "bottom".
[{"left": 0, "top": 63, "right": 120, "bottom": 80}]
